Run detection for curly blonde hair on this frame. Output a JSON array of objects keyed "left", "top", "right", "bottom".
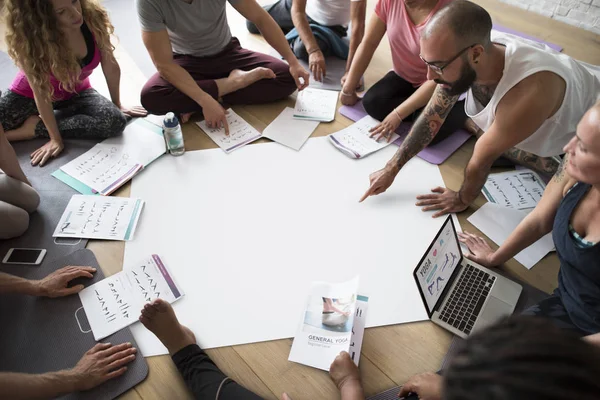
[{"left": 4, "top": 0, "right": 115, "bottom": 101}]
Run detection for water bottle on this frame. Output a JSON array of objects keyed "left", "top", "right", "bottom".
[{"left": 163, "top": 112, "right": 185, "bottom": 156}]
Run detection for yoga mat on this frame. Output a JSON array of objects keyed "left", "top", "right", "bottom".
[
  {"left": 0, "top": 249, "right": 148, "bottom": 400},
  {"left": 439, "top": 273, "right": 549, "bottom": 371},
  {"left": 339, "top": 101, "right": 471, "bottom": 165},
  {"left": 367, "top": 388, "right": 418, "bottom": 400},
  {"left": 124, "top": 137, "right": 461, "bottom": 355},
  {"left": 492, "top": 24, "right": 562, "bottom": 52},
  {"left": 0, "top": 51, "right": 19, "bottom": 90},
  {"left": 0, "top": 139, "right": 99, "bottom": 269}
]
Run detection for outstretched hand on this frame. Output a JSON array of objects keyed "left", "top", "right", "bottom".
[
  {"left": 398, "top": 372, "right": 442, "bottom": 400},
  {"left": 415, "top": 187, "right": 468, "bottom": 218},
  {"left": 289, "top": 61, "right": 310, "bottom": 91},
  {"left": 31, "top": 139, "right": 64, "bottom": 167},
  {"left": 359, "top": 166, "right": 398, "bottom": 202},
  {"left": 120, "top": 105, "right": 148, "bottom": 118},
  {"left": 71, "top": 342, "right": 137, "bottom": 391}
]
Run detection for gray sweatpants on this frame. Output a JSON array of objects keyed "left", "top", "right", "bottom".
[{"left": 0, "top": 174, "right": 40, "bottom": 239}]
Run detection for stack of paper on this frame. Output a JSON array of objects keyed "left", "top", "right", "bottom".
[
  {"left": 53, "top": 195, "right": 144, "bottom": 241},
  {"left": 262, "top": 107, "right": 319, "bottom": 151},
  {"left": 294, "top": 88, "right": 338, "bottom": 122},
  {"left": 54, "top": 119, "right": 166, "bottom": 195},
  {"left": 196, "top": 110, "right": 262, "bottom": 153},
  {"left": 468, "top": 203, "right": 554, "bottom": 269},
  {"left": 329, "top": 116, "right": 399, "bottom": 159},
  {"left": 289, "top": 277, "right": 369, "bottom": 371},
  {"left": 80, "top": 254, "right": 184, "bottom": 340}
]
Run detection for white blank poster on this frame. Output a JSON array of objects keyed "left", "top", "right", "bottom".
[{"left": 125, "top": 137, "right": 451, "bottom": 356}]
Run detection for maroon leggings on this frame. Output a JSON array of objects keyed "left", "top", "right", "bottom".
[{"left": 141, "top": 38, "right": 297, "bottom": 115}]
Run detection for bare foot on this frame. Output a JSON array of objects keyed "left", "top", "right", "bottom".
[
  {"left": 229, "top": 68, "right": 276, "bottom": 91},
  {"left": 139, "top": 299, "right": 196, "bottom": 355},
  {"left": 180, "top": 112, "right": 196, "bottom": 124},
  {"left": 330, "top": 352, "right": 364, "bottom": 400},
  {"left": 5, "top": 115, "right": 41, "bottom": 141}
]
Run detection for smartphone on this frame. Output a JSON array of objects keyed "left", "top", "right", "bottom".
[{"left": 2, "top": 248, "right": 47, "bottom": 265}]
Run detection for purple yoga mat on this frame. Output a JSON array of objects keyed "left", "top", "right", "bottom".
[
  {"left": 492, "top": 24, "right": 563, "bottom": 52},
  {"left": 338, "top": 101, "right": 471, "bottom": 165}
]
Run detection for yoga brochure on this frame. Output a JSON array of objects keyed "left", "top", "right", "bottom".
[
  {"left": 289, "top": 277, "right": 369, "bottom": 371},
  {"left": 56, "top": 119, "right": 166, "bottom": 196},
  {"left": 329, "top": 116, "right": 399, "bottom": 159},
  {"left": 53, "top": 195, "right": 144, "bottom": 241},
  {"left": 482, "top": 169, "right": 546, "bottom": 210},
  {"left": 196, "top": 109, "right": 262, "bottom": 153},
  {"left": 293, "top": 88, "right": 338, "bottom": 122},
  {"left": 80, "top": 254, "right": 184, "bottom": 340}
]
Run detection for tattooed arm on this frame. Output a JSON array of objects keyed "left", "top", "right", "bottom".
[
  {"left": 388, "top": 85, "right": 458, "bottom": 171},
  {"left": 462, "top": 154, "right": 574, "bottom": 266},
  {"left": 501, "top": 148, "right": 560, "bottom": 176},
  {"left": 359, "top": 85, "right": 458, "bottom": 201}
]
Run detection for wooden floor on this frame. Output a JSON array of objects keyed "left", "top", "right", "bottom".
[{"left": 5, "top": 0, "right": 600, "bottom": 398}]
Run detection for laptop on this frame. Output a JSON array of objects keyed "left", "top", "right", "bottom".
[{"left": 413, "top": 216, "right": 522, "bottom": 339}]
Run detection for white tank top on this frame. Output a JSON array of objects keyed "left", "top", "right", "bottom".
[{"left": 465, "top": 32, "right": 600, "bottom": 157}]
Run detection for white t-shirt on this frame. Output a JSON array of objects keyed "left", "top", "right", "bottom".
[{"left": 306, "top": 0, "right": 363, "bottom": 27}]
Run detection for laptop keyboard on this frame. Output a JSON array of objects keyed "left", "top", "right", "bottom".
[{"left": 439, "top": 264, "right": 496, "bottom": 335}]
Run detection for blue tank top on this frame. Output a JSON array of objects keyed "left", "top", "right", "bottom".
[{"left": 555, "top": 182, "right": 600, "bottom": 334}]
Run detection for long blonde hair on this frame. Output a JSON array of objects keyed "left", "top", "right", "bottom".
[{"left": 4, "top": 0, "right": 115, "bottom": 101}]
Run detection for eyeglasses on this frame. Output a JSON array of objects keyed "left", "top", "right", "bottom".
[{"left": 420, "top": 44, "right": 477, "bottom": 75}]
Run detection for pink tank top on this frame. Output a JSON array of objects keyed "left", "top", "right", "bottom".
[{"left": 9, "top": 27, "right": 102, "bottom": 101}]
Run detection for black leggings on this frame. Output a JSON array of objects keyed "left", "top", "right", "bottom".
[
  {"left": 362, "top": 71, "right": 468, "bottom": 146},
  {"left": 173, "top": 344, "right": 264, "bottom": 400}
]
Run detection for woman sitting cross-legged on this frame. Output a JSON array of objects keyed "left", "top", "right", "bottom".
[{"left": 0, "top": 0, "right": 146, "bottom": 167}]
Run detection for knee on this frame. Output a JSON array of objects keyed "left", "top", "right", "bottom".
[
  {"left": 103, "top": 106, "right": 127, "bottom": 137},
  {"left": 362, "top": 89, "right": 388, "bottom": 121},
  {"left": 0, "top": 206, "right": 29, "bottom": 239},
  {"left": 141, "top": 81, "right": 170, "bottom": 115},
  {"left": 21, "top": 186, "right": 40, "bottom": 213},
  {"left": 246, "top": 19, "right": 260, "bottom": 34},
  {"left": 292, "top": 39, "right": 309, "bottom": 61}
]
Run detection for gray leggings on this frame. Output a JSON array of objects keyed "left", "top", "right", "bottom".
[
  {"left": 0, "top": 174, "right": 40, "bottom": 239},
  {"left": 0, "top": 89, "right": 127, "bottom": 139}
]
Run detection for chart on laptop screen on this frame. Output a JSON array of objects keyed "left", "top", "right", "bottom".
[{"left": 416, "top": 219, "right": 461, "bottom": 312}]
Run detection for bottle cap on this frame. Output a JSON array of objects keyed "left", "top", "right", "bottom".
[{"left": 163, "top": 112, "right": 179, "bottom": 128}]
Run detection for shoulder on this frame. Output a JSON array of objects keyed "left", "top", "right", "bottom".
[{"left": 498, "top": 71, "right": 565, "bottom": 119}]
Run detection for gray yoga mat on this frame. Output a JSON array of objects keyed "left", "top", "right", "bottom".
[
  {"left": 0, "top": 139, "right": 97, "bottom": 268},
  {"left": 0, "top": 248, "right": 148, "bottom": 399}
]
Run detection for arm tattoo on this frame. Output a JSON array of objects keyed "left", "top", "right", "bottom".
[
  {"left": 502, "top": 148, "right": 561, "bottom": 176},
  {"left": 471, "top": 83, "right": 497, "bottom": 107},
  {"left": 551, "top": 153, "right": 569, "bottom": 183},
  {"left": 391, "top": 86, "right": 459, "bottom": 169}
]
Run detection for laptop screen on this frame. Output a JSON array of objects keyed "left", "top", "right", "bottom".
[{"left": 414, "top": 216, "right": 462, "bottom": 315}]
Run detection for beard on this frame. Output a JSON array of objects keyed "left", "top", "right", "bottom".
[{"left": 434, "top": 61, "right": 477, "bottom": 96}]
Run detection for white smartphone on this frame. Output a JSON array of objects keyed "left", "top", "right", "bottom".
[{"left": 2, "top": 248, "right": 47, "bottom": 265}]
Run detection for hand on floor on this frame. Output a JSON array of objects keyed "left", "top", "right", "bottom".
[
  {"left": 121, "top": 105, "right": 148, "bottom": 118},
  {"left": 309, "top": 50, "right": 327, "bottom": 82},
  {"left": 35, "top": 266, "right": 96, "bottom": 297},
  {"left": 71, "top": 342, "right": 137, "bottom": 391},
  {"left": 30, "top": 138, "right": 64, "bottom": 167},
  {"left": 415, "top": 187, "right": 468, "bottom": 218},
  {"left": 289, "top": 61, "right": 310, "bottom": 91}
]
